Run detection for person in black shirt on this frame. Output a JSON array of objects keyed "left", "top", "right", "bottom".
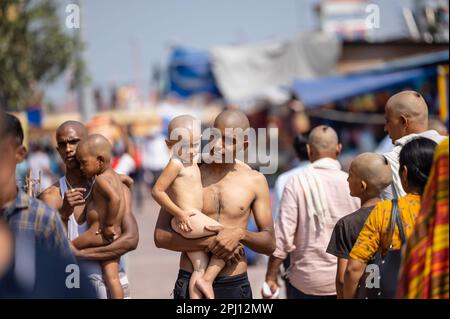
[{"left": 327, "top": 153, "right": 392, "bottom": 298}]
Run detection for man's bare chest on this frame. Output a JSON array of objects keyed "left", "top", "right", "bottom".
[{"left": 202, "top": 177, "right": 254, "bottom": 222}]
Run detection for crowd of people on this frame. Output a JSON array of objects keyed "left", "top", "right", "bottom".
[
  {"left": 265, "top": 91, "right": 448, "bottom": 299},
  {"left": 0, "top": 90, "right": 448, "bottom": 299}
]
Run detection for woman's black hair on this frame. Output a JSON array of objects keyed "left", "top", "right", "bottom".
[
  {"left": 399, "top": 137, "right": 437, "bottom": 194},
  {"left": 293, "top": 134, "right": 308, "bottom": 161}
]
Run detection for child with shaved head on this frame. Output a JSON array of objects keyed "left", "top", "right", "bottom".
[
  {"left": 327, "top": 153, "right": 392, "bottom": 298},
  {"left": 73, "top": 134, "right": 127, "bottom": 299},
  {"left": 152, "top": 115, "right": 226, "bottom": 299}
]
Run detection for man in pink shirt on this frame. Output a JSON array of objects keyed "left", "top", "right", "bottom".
[{"left": 264, "top": 125, "right": 360, "bottom": 299}]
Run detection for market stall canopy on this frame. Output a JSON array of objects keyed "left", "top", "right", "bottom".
[
  {"left": 211, "top": 33, "right": 341, "bottom": 105},
  {"left": 168, "top": 47, "right": 221, "bottom": 98},
  {"left": 291, "top": 50, "right": 449, "bottom": 108}
]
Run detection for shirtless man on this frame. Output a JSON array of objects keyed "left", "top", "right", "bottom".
[
  {"left": 154, "top": 110, "right": 276, "bottom": 299},
  {"left": 39, "top": 121, "right": 138, "bottom": 299},
  {"left": 152, "top": 115, "right": 225, "bottom": 299}
]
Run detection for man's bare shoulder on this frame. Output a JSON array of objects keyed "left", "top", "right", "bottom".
[
  {"left": 248, "top": 169, "right": 268, "bottom": 184},
  {"left": 235, "top": 164, "right": 268, "bottom": 187},
  {"left": 235, "top": 159, "right": 252, "bottom": 170},
  {"left": 39, "top": 181, "right": 62, "bottom": 198},
  {"left": 38, "top": 181, "right": 62, "bottom": 209}
]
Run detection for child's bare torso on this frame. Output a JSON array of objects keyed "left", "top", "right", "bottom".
[
  {"left": 167, "top": 161, "right": 203, "bottom": 213},
  {"left": 86, "top": 169, "right": 126, "bottom": 234}
]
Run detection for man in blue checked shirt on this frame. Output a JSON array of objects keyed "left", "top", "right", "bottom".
[{"left": 0, "top": 112, "right": 95, "bottom": 298}]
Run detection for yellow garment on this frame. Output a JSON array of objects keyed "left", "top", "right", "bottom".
[{"left": 350, "top": 194, "right": 421, "bottom": 263}]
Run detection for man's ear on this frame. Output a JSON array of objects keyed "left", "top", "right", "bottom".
[
  {"left": 336, "top": 143, "right": 343, "bottom": 157},
  {"left": 306, "top": 144, "right": 312, "bottom": 161},
  {"left": 15, "top": 145, "right": 27, "bottom": 164},
  {"left": 400, "top": 114, "right": 408, "bottom": 127}
]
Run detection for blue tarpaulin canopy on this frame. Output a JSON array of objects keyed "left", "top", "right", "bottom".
[
  {"left": 167, "top": 47, "right": 221, "bottom": 98},
  {"left": 291, "top": 66, "right": 438, "bottom": 108},
  {"left": 291, "top": 50, "right": 449, "bottom": 108}
]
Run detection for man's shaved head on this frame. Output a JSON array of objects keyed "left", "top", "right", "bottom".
[
  {"left": 351, "top": 153, "right": 393, "bottom": 195},
  {"left": 56, "top": 120, "right": 88, "bottom": 140},
  {"left": 385, "top": 91, "right": 429, "bottom": 142},
  {"left": 386, "top": 91, "right": 428, "bottom": 124},
  {"left": 307, "top": 125, "right": 340, "bottom": 160},
  {"left": 77, "top": 134, "right": 112, "bottom": 163},
  {"left": 214, "top": 109, "right": 250, "bottom": 131}
]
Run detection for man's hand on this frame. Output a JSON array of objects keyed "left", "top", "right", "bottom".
[
  {"left": 61, "top": 188, "right": 86, "bottom": 219},
  {"left": 119, "top": 174, "right": 134, "bottom": 190},
  {"left": 205, "top": 226, "right": 245, "bottom": 260},
  {"left": 99, "top": 226, "right": 116, "bottom": 243},
  {"left": 263, "top": 275, "right": 279, "bottom": 299},
  {"left": 225, "top": 244, "right": 244, "bottom": 266}
]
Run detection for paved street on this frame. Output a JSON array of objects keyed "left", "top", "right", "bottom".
[{"left": 126, "top": 188, "right": 284, "bottom": 299}]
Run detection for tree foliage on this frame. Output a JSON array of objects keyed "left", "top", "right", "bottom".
[{"left": 0, "top": 0, "right": 75, "bottom": 110}]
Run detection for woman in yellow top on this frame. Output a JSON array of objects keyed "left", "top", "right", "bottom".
[{"left": 343, "top": 137, "right": 438, "bottom": 298}]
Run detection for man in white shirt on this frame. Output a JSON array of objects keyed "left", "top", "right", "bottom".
[
  {"left": 272, "top": 134, "right": 309, "bottom": 220},
  {"left": 382, "top": 90, "right": 446, "bottom": 199}
]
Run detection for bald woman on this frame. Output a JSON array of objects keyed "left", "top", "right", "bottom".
[{"left": 382, "top": 90, "right": 445, "bottom": 199}]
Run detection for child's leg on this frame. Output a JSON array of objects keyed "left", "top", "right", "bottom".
[
  {"left": 101, "top": 259, "right": 123, "bottom": 299},
  {"left": 195, "top": 256, "right": 226, "bottom": 299},
  {"left": 72, "top": 223, "right": 107, "bottom": 249},
  {"left": 171, "top": 211, "right": 226, "bottom": 299},
  {"left": 186, "top": 251, "right": 209, "bottom": 299},
  {"left": 171, "top": 211, "right": 222, "bottom": 239}
]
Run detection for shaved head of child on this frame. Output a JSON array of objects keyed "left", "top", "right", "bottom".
[
  {"left": 348, "top": 153, "right": 393, "bottom": 201},
  {"left": 76, "top": 134, "right": 113, "bottom": 177},
  {"left": 166, "top": 115, "right": 201, "bottom": 162}
]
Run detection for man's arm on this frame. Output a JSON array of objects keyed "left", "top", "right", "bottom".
[
  {"left": 264, "top": 175, "right": 300, "bottom": 295},
  {"left": 264, "top": 255, "right": 284, "bottom": 297},
  {"left": 343, "top": 258, "right": 365, "bottom": 299},
  {"left": 154, "top": 207, "right": 213, "bottom": 252},
  {"left": 336, "top": 258, "right": 348, "bottom": 299},
  {"left": 39, "top": 186, "right": 62, "bottom": 211},
  {"left": 74, "top": 210, "right": 138, "bottom": 260},
  {"left": 241, "top": 173, "right": 275, "bottom": 255}
]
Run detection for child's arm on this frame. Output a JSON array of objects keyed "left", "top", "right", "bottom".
[
  {"left": 336, "top": 257, "right": 348, "bottom": 299},
  {"left": 95, "top": 174, "right": 121, "bottom": 240},
  {"left": 151, "top": 160, "right": 192, "bottom": 232}
]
